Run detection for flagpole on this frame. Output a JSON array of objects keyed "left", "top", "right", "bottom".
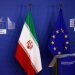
[
  {"left": 59, "top": 3, "right": 63, "bottom": 9},
  {"left": 28, "top": 0, "right": 32, "bottom": 10}
]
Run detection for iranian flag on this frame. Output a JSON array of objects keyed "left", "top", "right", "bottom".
[{"left": 15, "top": 11, "right": 42, "bottom": 75}]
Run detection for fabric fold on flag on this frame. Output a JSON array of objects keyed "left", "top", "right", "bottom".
[{"left": 16, "top": 11, "right": 42, "bottom": 75}]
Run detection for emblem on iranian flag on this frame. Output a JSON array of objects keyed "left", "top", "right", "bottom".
[{"left": 27, "top": 40, "right": 33, "bottom": 49}]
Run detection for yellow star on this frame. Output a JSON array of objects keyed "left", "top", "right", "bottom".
[
  {"left": 51, "top": 41, "right": 55, "bottom": 45},
  {"left": 66, "top": 41, "right": 69, "bottom": 45},
  {"left": 64, "top": 35, "right": 68, "bottom": 38},
  {"left": 52, "top": 35, "right": 55, "bottom": 39},
  {"left": 58, "top": 51, "right": 61, "bottom": 55},
  {"left": 65, "top": 46, "right": 68, "bottom": 50},
  {"left": 56, "top": 30, "right": 59, "bottom": 34},
  {"left": 53, "top": 47, "right": 56, "bottom": 51},
  {"left": 61, "top": 28, "right": 64, "bottom": 33}
]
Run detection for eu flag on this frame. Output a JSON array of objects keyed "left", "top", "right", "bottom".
[{"left": 48, "top": 9, "right": 70, "bottom": 56}]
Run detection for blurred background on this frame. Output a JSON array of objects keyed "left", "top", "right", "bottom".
[{"left": 0, "top": 0, "right": 75, "bottom": 75}]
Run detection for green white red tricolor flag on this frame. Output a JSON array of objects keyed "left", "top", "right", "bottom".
[{"left": 15, "top": 11, "right": 42, "bottom": 75}]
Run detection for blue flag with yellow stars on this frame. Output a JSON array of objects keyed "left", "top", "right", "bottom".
[{"left": 48, "top": 8, "right": 70, "bottom": 56}]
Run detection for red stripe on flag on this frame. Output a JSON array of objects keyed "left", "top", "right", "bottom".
[{"left": 15, "top": 43, "right": 36, "bottom": 75}]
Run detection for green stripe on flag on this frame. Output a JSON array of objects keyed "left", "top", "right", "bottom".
[{"left": 26, "top": 11, "right": 37, "bottom": 41}]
